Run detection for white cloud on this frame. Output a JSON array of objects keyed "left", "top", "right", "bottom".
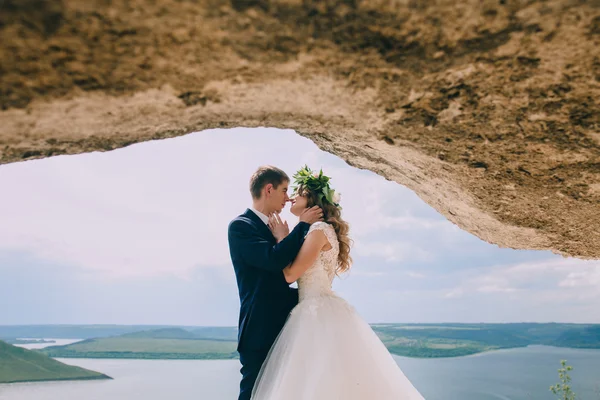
[
  {"left": 444, "top": 258, "right": 600, "bottom": 304},
  {"left": 353, "top": 240, "right": 433, "bottom": 264},
  {"left": 342, "top": 180, "right": 452, "bottom": 238},
  {"left": 559, "top": 268, "right": 600, "bottom": 288},
  {"left": 406, "top": 271, "right": 426, "bottom": 279},
  {"left": 0, "top": 127, "right": 444, "bottom": 279},
  {"left": 1, "top": 127, "right": 597, "bottom": 324},
  {"left": 477, "top": 285, "right": 518, "bottom": 293},
  {"left": 444, "top": 288, "right": 464, "bottom": 299},
  {"left": 350, "top": 270, "right": 385, "bottom": 277},
  {"left": 0, "top": 135, "right": 237, "bottom": 278}
]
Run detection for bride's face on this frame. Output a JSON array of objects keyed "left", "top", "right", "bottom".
[{"left": 290, "top": 194, "right": 308, "bottom": 217}]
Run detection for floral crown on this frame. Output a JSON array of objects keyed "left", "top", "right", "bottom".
[{"left": 292, "top": 165, "right": 342, "bottom": 209}]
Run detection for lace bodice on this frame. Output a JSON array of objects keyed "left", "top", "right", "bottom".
[{"left": 297, "top": 222, "right": 339, "bottom": 302}]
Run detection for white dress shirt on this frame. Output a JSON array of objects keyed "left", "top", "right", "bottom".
[{"left": 249, "top": 207, "right": 269, "bottom": 226}]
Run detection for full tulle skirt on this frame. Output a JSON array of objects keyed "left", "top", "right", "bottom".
[{"left": 251, "top": 293, "right": 425, "bottom": 400}]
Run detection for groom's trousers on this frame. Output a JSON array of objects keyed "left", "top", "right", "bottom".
[{"left": 238, "top": 349, "right": 269, "bottom": 400}]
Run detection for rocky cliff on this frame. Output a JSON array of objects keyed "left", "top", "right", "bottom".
[{"left": 1, "top": 0, "right": 598, "bottom": 257}]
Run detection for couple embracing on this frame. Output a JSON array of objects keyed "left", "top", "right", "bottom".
[{"left": 228, "top": 165, "right": 424, "bottom": 400}]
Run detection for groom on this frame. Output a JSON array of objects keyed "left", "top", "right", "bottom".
[{"left": 228, "top": 165, "right": 323, "bottom": 400}]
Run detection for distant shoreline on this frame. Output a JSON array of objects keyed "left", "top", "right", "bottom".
[
  {"left": 5, "top": 338, "right": 56, "bottom": 345},
  {"left": 10, "top": 323, "right": 599, "bottom": 362},
  {"left": 44, "top": 351, "right": 239, "bottom": 360},
  {"left": 40, "top": 344, "right": 600, "bottom": 361},
  {"left": 1, "top": 374, "right": 112, "bottom": 385}
]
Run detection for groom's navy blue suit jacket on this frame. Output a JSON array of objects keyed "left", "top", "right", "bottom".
[{"left": 228, "top": 209, "right": 310, "bottom": 352}]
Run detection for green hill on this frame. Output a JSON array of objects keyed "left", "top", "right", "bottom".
[
  {"left": 0, "top": 340, "right": 110, "bottom": 384},
  {"left": 115, "top": 327, "right": 237, "bottom": 341},
  {"left": 0, "top": 325, "right": 238, "bottom": 341},
  {"left": 0, "top": 325, "right": 191, "bottom": 339},
  {"left": 372, "top": 323, "right": 600, "bottom": 358},
  {"left": 38, "top": 327, "right": 240, "bottom": 360},
  {"left": 9, "top": 323, "right": 600, "bottom": 360},
  {"left": 372, "top": 324, "right": 531, "bottom": 358},
  {"left": 189, "top": 327, "right": 238, "bottom": 341},
  {"left": 119, "top": 328, "right": 198, "bottom": 339},
  {"left": 41, "top": 336, "right": 238, "bottom": 360},
  {"left": 553, "top": 325, "right": 600, "bottom": 348},
  {"left": 3, "top": 338, "right": 55, "bottom": 345}
]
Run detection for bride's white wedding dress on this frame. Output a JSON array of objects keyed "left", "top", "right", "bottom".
[{"left": 251, "top": 222, "right": 425, "bottom": 400}]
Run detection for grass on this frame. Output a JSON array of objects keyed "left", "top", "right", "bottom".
[
  {"left": 38, "top": 329, "right": 498, "bottom": 360},
  {"left": 41, "top": 337, "right": 238, "bottom": 360},
  {"left": 372, "top": 324, "right": 532, "bottom": 358},
  {"left": 17, "top": 323, "right": 600, "bottom": 360},
  {"left": 0, "top": 340, "right": 110, "bottom": 383}
]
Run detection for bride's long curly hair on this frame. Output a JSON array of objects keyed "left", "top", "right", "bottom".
[{"left": 296, "top": 184, "right": 353, "bottom": 274}]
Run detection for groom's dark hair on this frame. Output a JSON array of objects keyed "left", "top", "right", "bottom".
[{"left": 250, "top": 166, "right": 289, "bottom": 199}]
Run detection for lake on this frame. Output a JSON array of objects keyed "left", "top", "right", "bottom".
[
  {"left": 2, "top": 345, "right": 599, "bottom": 399},
  {"left": 12, "top": 338, "right": 83, "bottom": 350}
]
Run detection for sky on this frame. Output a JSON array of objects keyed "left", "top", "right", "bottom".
[{"left": 0, "top": 127, "right": 598, "bottom": 325}]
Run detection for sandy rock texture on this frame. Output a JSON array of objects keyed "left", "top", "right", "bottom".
[{"left": 1, "top": 0, "right": 599, "bottom": 258}]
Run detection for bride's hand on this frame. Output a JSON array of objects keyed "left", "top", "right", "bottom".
[{"left": 268, "top": 213, "right": 289, "bottom": 243}]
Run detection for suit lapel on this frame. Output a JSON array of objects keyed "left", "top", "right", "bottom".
[{"left": 244, "top": 209, "right": 275, "bottom": 243}]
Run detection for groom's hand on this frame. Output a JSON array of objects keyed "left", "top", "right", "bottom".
[
  {"left": 299, "top": 206, "right": 324, "bottom": 225},
  {"left": 268, "top": 213, "right": 290, "bottom": 243}
]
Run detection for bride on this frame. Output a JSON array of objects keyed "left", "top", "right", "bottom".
[{"left": 251, "top": 166, "right": 425, "bottom": 400}]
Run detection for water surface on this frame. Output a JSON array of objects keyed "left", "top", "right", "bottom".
[{"left": 1, "top": 346, "right": 599, "bottom": 400}]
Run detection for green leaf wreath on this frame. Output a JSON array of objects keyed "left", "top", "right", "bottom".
[{"left": 292, "top": 165, "right": 342, "bottom": 209}]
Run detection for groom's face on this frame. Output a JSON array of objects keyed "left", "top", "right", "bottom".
[{"left": 266, "top": 180, "right": 290, "bottom": 214}]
